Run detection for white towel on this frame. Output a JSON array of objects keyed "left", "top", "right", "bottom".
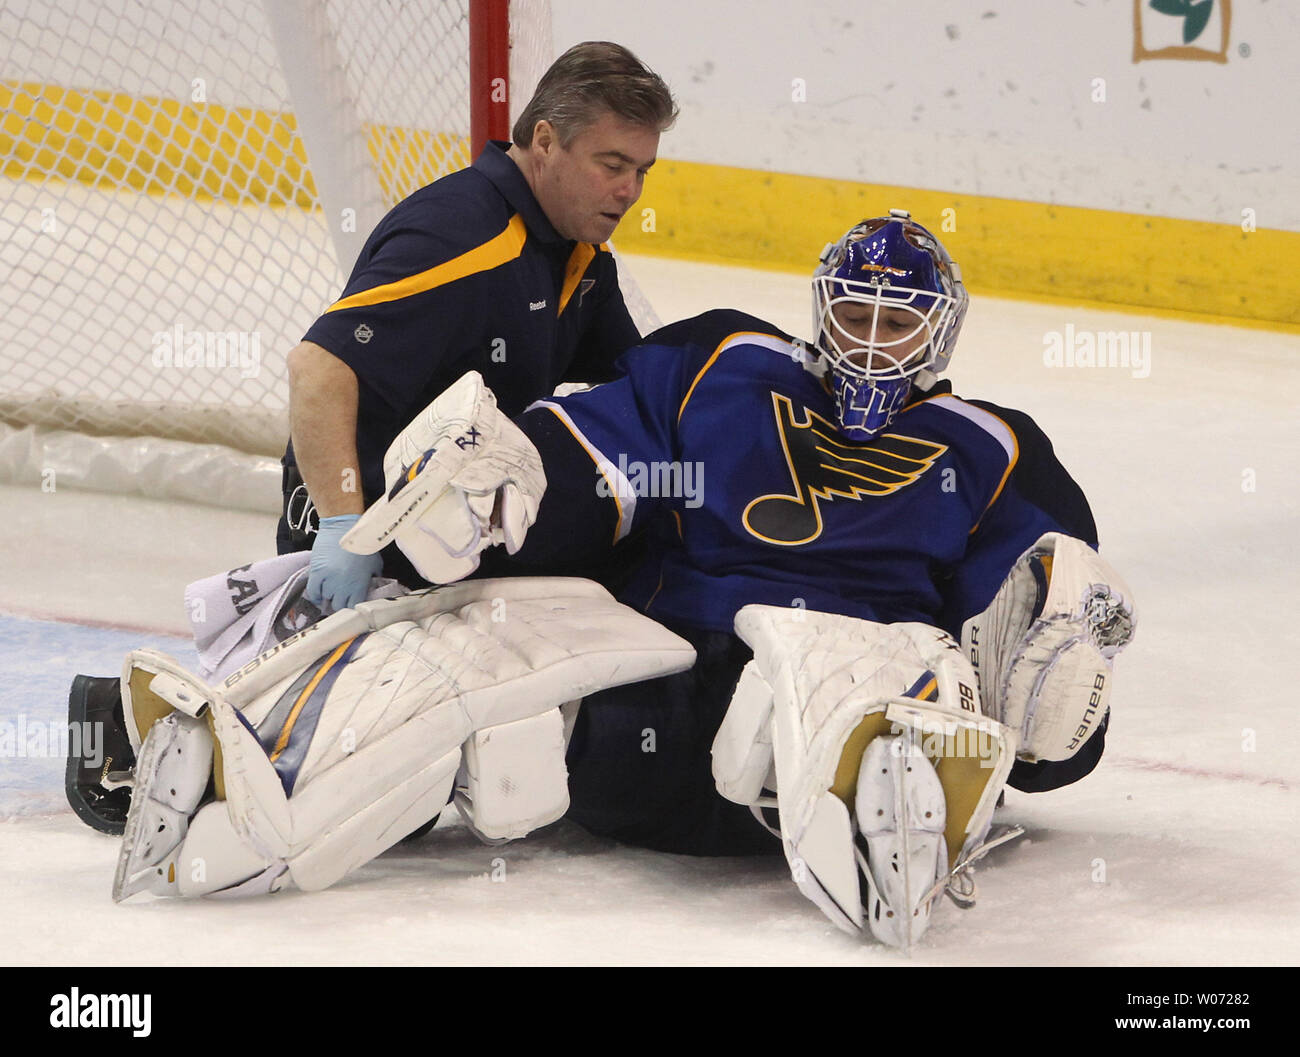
[{"left": 184, "top": 554, "right": 407, "bottom": 682}]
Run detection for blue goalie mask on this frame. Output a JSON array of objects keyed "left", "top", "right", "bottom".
[{"left": 812, "top": 210, "right": 968, "bottom": 441}]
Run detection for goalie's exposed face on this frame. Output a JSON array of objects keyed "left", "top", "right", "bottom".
[
  {"left": 830, "top": 300, "right": 933, "bottom": 373},
  {"left": 523, "top": 111, "right": 660, "bottom": 243},
  {"left": 817, "top": 295, "right": 941, "bottom": 441}
]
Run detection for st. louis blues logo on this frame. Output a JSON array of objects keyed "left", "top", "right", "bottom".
[{"left": 742, "top": 393, "right": 947, "bottom": 545}]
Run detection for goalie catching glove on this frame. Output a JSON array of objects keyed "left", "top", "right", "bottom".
[
  {"left": 961, "top": 533, "right": 1136, "bottom": 763},
  {"left": 713, "top": 607, "right": 1019, "bottom": 949},
  {"left": 341, "top": 371, "right": 546, "bottom": 584}
]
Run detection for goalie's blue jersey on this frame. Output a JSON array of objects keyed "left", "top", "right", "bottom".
[{"left": 514, "top": 310, "right": 1097, "bottom": 639}]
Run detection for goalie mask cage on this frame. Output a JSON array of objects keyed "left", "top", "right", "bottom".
[{"left": 0, "top": 0, "right": 657, "bottom": 510}]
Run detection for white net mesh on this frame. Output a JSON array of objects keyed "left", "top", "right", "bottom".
[
  {"left": 0, "top": 0, "right": 621, "bottom": 465},
  {"left": 508, "top": 0, "right": 553, "bottom": 127}
]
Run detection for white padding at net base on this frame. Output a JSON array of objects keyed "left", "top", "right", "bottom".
[{"left": 0, "top": 422, "right": 281, "bottom": 514}]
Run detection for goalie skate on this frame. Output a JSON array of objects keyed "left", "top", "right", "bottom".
[
  {"left": 64, "top": 674, "right": 135, "bottom": 835},
  {"left": 112, "top": 713, "right": 213, "bottom": 902},
  {"left": 853, "top": 734, "right": 948, "bottom": 949}
]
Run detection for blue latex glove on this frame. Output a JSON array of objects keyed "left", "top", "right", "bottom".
[{"left": 305, "top": 514, "right": 384, "bottom": 613}]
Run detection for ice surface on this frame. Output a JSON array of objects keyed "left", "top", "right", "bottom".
[{"left": 2, "top": 251, "right": 1296, "bottom": 965}]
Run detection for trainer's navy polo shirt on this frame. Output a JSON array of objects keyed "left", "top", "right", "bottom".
[{"left": 294, "top": 141, "right": 640, "bottom": 509}]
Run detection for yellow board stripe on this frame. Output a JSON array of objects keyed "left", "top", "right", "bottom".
[
  {"left": 1, "top": 81, "right": 315, "bottom": 207},
  {"left": 612, "top": 157, "right": 1300, "bottom": 331},
  {"left": 270, "top": 637, "right": 356, "bottom": 762},
  {"left": 325, "top": 213, "right": 527, "bottom": 312},
  {"left": 0, "top": 80, "right": 469, "bottom": 209},
  {"left": 10, "top": 79, "right": 1295, "bottom": 329}
]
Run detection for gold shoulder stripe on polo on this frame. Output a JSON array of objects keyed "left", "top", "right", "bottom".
[{"left": 324, "top": 213, "right": 528, "bottom": 313}]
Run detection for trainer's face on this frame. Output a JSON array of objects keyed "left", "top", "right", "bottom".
[
  {"left": 527, "top": 111, "right": 659, "bottom": 243},
  {"left": 832, "top": 300, "right": 931, "bottom": 371}
]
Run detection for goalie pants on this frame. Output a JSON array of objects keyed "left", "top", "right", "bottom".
[{"left": 565, "top": 625, "right": 781, "bottom": 857}]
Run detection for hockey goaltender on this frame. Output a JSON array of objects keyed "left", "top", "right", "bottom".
[{"left": 98, "top": 212, "right": 1135, "bottom": 950}]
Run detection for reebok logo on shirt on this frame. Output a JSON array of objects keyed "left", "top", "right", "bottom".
[{"left": 530, "top": 299, "right": 547, "bottom": 311}]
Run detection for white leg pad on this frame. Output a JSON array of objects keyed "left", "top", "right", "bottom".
[
  {"left": 120, "top": 649, "right": 222, "bottom": 754},
  {"left": 133, "top": 726, "right": 461, "bottom": 898},
  {"left": 286, "top": 748, "right": 461, "bottom": 891},
  {"left": 962, "top": 532, "right": 1136, "bottom": 762},
  {"left": 176, "top": 802, "right": 280, "bottom": 897},
  {"left": 723, "top": 605, "right": 1017, "bottom": 947},
  {"left": 454, "top": 708, "right": 570, "bottom": 844},
  {"left": 712, "top": 660, "right": 775, "bottom": 807},
  {"left": 113, "top": 577, "right": 696, "bottom": 900},
  {"left": 788, "top": 792, "right": 861, "bottom": 933}
]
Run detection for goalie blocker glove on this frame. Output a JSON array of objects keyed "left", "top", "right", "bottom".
[
  {"left": 961, "top": 532, "right": 1136, "bottom": 763},
  {"left": 341, "top": 371, "right": 546, "bottom": 584}
]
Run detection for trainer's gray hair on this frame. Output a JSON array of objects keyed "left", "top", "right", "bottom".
[{"left": 512, "top": 41, "right": 677, "bottom": 148}]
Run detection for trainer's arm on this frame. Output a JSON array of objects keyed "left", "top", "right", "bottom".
[{"left": 287, "top": 341, "right": 365, "bottom": 517}]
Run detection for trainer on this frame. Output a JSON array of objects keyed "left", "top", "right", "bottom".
[{"left": 282, "top": 41, "right": 677, "bottom": 607}]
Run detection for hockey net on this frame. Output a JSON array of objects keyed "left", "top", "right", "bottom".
[{"left": 0, "top": 0, "right": 657, "bottom": 510}]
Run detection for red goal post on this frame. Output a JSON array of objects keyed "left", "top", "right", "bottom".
[{"left": 470, "top": 0, "right": 513, "bottom": 158}]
